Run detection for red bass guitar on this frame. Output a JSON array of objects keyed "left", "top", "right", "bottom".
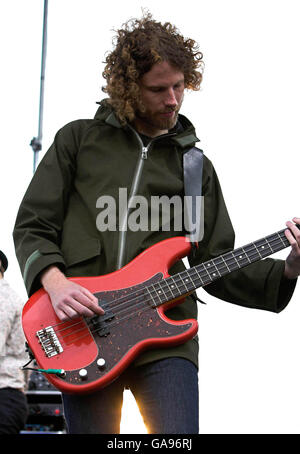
[{"left": 22, "top": 227, "right": 294, "bottom": 394}]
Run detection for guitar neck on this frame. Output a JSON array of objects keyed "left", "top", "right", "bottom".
[{"left": 148, "top": 228, "right": 291, "bottom": 307}]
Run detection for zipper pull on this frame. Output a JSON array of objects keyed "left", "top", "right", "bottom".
[{"left": 141, "top": 147, "right": 148, "bottom": 159}]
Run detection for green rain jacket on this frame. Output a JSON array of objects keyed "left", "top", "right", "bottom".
[{"left": 13, "top": 100, "right": 297, "bottom": 368}]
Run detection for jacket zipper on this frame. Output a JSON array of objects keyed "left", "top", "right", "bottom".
[
  {"left": 116, "top": 129, "right": 150, "bottom": 269},
  {"left": 116, "top": 128, "right": 175, "bottom": 269}
]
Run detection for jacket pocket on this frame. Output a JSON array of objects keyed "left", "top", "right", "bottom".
[{"left": 62, "top": 237, "right": 102, "bottom": 267}]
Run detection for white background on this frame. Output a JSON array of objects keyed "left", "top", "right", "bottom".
[{"left": 0, "top": 0, "right": 299, "bottom": 434}]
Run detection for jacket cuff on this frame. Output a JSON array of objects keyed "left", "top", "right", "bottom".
[
  {"left": 24, "top": 250, "right": 66, "bottom": 296},
  {"left": 267, "top": 259, "right": 297, "bottom": 312}
]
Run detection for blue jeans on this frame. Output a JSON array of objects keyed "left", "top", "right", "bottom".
[{"left": 62, "top": 357, "right": 199, "bottom": 434}]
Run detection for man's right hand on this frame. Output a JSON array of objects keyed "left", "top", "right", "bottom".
[{"left": 41, "top": 266, "right": 105, "bottom": 321}]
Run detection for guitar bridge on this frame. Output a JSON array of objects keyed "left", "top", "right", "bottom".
[{"left": 36, "top": 326, "right": 63, "bottom": 357}]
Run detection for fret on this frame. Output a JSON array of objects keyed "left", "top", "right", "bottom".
[
  {"left": 167, "top": 277, "right": 179, "bottom": 299},
  {"left": 193, "top": 264, "right": 211, "bottom": 286},
  {"left": 195, "top": 255, "right": 233, "bottom": 282},
  {"left": 208, "top": 267, "right": 219, "bottom": 279},
  {"left": 232, "top": 248, "right": 251, "bottom": 268},
  {"left": 168, "top": 276, "right": 185, "bottom": 295},
  {"left": 234, "top": 245, "right": 260, "bottom": 266},
  {"left": 195, "top": 260, "right": 222, "bottom": 284},
  {"left": 152, "top": 283, "right": 165, "bottom": 305},
  {"left": 185, "top": 270, "right": 196, "bottom": 290},
  {"left": 241, "top": 246, "right": 253, "bottom": 262},
  {"left": 180, "top": 271, "right": 192, "bottom": 292},
  {"left": 210, "top": 258, "right": 223, "bottom": 277},
  {"left": 251, "top": 243, "right": 262, "bottom": 259},
  {"left": 193, "top": 229, "right": 292, "bottom": 288},
  {"left": 155, "top": 273, "right": 196, "bottom": 306},
  {"left": 221, "top": 255, "right": 231, "bottom": 273},
  {"left": 163, "top": 278, "right": 182, "bottom": 301},
  {"left": 157, "top": 281, "right": 168, "bottom": 300},
  {"left": 147, "top": 227, "right": 298, "bottom": 308},
  {"left": 162, "top": 279, "right": 182, "bottom": 302},
  {"left": 255, "top": 237, "right": 271, "bottom": 258},
  {"left": 202, "top": 263, "right": 213, "bottom": 281},
  {"left": 237, "top": 250, "right": 249, "bottom": 262},
  {"left": 231, "top": 251, "right": 241, "bottom": 268},
  {"left": 220, "top": 251, "right": 240, "bottom": 272},
  {"left": 145, "top": 285, "right": 158, "bottom": 308},
  {"left": 267, "top": 233, "right": 287, "bottom": 253},
  {"left": 277, "top": 232, "right": 287, "bottom": 248},
  {"left": 265, "top": 236, "right": 275, "bottom": 253},
  {"left": 267, "top": 232, "right": 286, "bottom": 251},
  {"left": 193, "top": 267, "right": 205, "bottom": 286}
]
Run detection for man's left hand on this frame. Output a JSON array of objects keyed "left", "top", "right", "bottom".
[{"left": 284, "top": 217, "right": 300, "bottom": 280}]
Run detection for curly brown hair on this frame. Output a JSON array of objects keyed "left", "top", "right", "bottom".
[{"left": 102, "top": 12, "right": 204, "bottom": 124}]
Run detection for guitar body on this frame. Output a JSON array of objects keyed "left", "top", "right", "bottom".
[{"left": 22, "top": 236, "right": 198, "bottom": 394}]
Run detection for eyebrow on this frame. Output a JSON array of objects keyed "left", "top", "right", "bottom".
[{"left": 145, "top": 78, "right": 185, "bottom": 89}]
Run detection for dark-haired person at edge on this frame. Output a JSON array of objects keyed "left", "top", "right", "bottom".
[
  {"left": 13, "top": 14, "right": 300, "bottom": 434},
  {"left": 0, "top": 250, "right": 29, "bottom": 434}
]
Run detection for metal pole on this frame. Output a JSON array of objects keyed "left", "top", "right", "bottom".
[{"left": 30, "top": 0, "right": 48, "bottom": 173}]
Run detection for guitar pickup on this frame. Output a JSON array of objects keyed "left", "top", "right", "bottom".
[
  {"left": 91, "top": 311, "right": 115, "bottom": 337},
  {"left": 36, "top": 326, "right": 63, "bottom": 357}
]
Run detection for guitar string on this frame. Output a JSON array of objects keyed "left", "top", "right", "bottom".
[
  {"left": 52, "top": 234, "right": 288, "bottom": 347},
  {"left": 58, "top": 231, "right": 285, "bottom": 347},
  {"left": 61, "top": 300, "right": 156, "bottom": 346},
  {"left": 51, "top": 287, "right": 148, "bottom": 336},
  {"left": 51, "top": 233, "right": 287, "bottom": 342},
  {"left": 49, "top": 231, "right": 288, "bottom": 335},
  {"left": 55, "top": 230, "right": 287, "bottom": 337}
]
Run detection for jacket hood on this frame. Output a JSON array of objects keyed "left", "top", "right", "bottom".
[{"left": 94, "top": 99, "right": 200, "bottom": 149}]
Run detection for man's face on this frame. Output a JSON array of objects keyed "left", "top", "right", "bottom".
[{"left": 134, "top": 61, "right": 185, "bottom": 137}]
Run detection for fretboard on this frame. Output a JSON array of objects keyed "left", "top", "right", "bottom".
[{"left": 146, "top": 228, "right": 291, "bottom": 308}]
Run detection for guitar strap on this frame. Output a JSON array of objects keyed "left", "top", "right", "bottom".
[{"left": 183, "top": 146, "right": 204, "bottom": 256}]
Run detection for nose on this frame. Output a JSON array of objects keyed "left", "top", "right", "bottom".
[{"left": 165, "top": 88, "right": 177, "bottom": 107}]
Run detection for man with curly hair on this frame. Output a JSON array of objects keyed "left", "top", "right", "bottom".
[
  {"left": 13, "top": 13, "right": 300, "bottom": 434},
  {"left": 102, "top": 13, "right": 203, "bottom": 127}
]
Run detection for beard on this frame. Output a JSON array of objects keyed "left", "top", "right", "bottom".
[
  {"left": 135, "top": 97, "right": 183, "bottom": 133},
  {"left": 140, "top": 110, "right": 179, "bottom": 131}
]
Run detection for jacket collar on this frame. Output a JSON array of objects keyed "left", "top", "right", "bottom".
[{"left": 94, "top": 99, "right": 200, "bottom": 149}]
